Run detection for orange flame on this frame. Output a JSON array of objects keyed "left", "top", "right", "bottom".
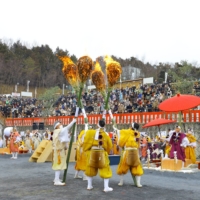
[
  {"left": 94, "top": 61, "right": 102, "bottom": 71},
  {"left": 59, "top": 56, "right": 74, "bottom": 66},
  {"left": 59, "top": 56, "right": 79, "bottom": 88},
  {"left": 104, "top": 55, "right": 122, "bottom": 87},
  {"left": 77, "top": 56, "right": 93, "bottom": 83},
  {"left": 91, "top": 61, "right": 106, "bottom": 92}
]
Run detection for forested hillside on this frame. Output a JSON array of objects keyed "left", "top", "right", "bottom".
[{"left": 0, "top": 39, "right": 200, "bottom": 92}]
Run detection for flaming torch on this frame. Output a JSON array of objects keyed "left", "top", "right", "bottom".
[
  {"left": 91, "top": 61, "right": 106, "bottom": 99},
  {"left": 77, "top": 56, "right": 93, "bottom": 110},
  {"left": 59, "top": 55, "right": 93, "bottom": 183},
  {"left": 104, "top": 55, "right": 122, "bottom": 122},
  {"left": 60, "top": 56, "right": 79, "bottom": 93},
  {"left": 59, "top": 56, "right": 79, "bottom": 183}
]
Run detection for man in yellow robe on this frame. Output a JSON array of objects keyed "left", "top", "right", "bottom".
[
  {"left": 113, "top": 122, "right": 143, "bottom": 187},
  {"left": 185, "top": 129, "right": 197, "bottom": 164},
  {"left": 74, "top": 124, "right": 93, "bottom": 180},
  {"left": 52, "top": 118, "right": 76, "bottom": 186},
  {"left": 83, "top": 120, "right": 113, "bottom": 192},
  {"left": 112, "top": 132, "right": 120, "bottom": 155}
]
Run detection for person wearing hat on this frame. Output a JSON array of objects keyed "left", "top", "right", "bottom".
[
  {"left": 185, "top": 128, "right": 197, "bottom": 164},
  {"left": 166, "top": 126, "right": 189, "bottom": 168},
  {"left": 113, "top": 122, "right": 143, "bottom": 187},
  {"left": 52, "top": 117, "right": 77, "bottom": 186},
  {"left": 82, "top": 120, "right": 113, "bottom": 192}
]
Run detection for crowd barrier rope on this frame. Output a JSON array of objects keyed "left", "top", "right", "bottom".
[{"left": 5, "top": 110, "right": 200, "bottom": 127}]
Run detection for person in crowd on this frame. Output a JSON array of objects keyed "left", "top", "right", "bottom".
[
  {"left": 126, "top": 102, "right": 133, "bottom": 113},
  {"left": 118, "top": 103, "right": 125, "bottom": 113}
]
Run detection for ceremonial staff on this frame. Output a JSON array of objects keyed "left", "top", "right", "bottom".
[
  {"left": 91, "top": 56, "right": 122, "bottom": 124},
  {"left": 59, "top": 56, "right": 93, "bottom": 183}
]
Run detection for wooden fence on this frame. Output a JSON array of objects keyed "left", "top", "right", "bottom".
[{"left": 5, "top": 110, "right": 200, "bottom": 127}]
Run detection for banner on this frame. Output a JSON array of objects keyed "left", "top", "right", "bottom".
[
  {"left": 12, "top": 92, "right": 20, "bottom": 97},
  {"left": 21, "top": 91, "right": 32, "bottom": 97}
]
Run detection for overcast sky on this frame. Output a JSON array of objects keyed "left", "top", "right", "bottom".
[{"left": 0, "top": 0, "right": 200, "bottom": 65}]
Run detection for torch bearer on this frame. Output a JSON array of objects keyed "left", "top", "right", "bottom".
[{"left": 59, "top": 56, "right": 93, "bottom": 183}]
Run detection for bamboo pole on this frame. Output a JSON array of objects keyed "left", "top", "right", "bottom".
[{"left": 62, "top": 85, "right": 83, "bottom": 183}]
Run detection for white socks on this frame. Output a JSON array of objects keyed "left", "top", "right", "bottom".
[
  {"left": 164, "top": 154, "right": 169, "bottom": 159},
  {"left": 54, "top": 171, "right": 65, "bottom": 186},
  {"left": 74, "top": 170, "right": 82, "bottom": 179},
  {"left": 135, "top": 176, "right": 142, "bottom": 187},
  {"left": 86, "top": 177, "right": 113, "bottom": 192},
  {"left": 14, "top": 152, "right": 18, "bottom": 159},
  {"left": 55, "top": 170, "right": 61, "bottom": 182},
  {"left": 10, "top": 153, "right": 15, "bottom": 159},
  {"left": 87, "top": 176, "right": 93, "bottom": 190},
  {"left": 82, "top": 172, "right": 87, "bottom": 181},
  {"left": 104, "top": 179, "right": 113, "bottom": 192},
  {"left": 11, "top": 153, "right": 17, "bottom": 159},
  {"left": 182, "top": 161, "right": 185, "bottom": 168},
  {"left": 118, "top": 175, "right": 124, "bottom": 186}
]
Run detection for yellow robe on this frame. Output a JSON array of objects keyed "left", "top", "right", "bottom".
[
  {"left": 83, "top": 128, "right": 112, "bottom": 178},
  {"left": 52, "top": 129, "right": 67, "bottom": 170},
  {"left": 185, "top": 133, "right": 196, "bottom": 164},
  {"left": 113, "top": 135, "right": 120, "bottom": 155},
  {"left": 146, "top": 136, "right": 151, "bottom": 143},
  {"left": 75, "top": 130, "right": 87, "bottom": 171},
  {"left": 25, "top": 138, "right": 32, "bottom": 151},
  {"left": 165, "top": 143, "right": 171, "bottom": 156},
  {"left": 117, "top": 129, "right": 143, "bottom": 176}
]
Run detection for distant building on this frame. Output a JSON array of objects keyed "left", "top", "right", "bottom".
[{"left": 122, "top": 65, "right": 143, "bottom": 81}]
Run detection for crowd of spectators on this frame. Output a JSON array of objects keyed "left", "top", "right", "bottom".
[
  {"left": 0, "top": 96, "right": 43, "bottom": 118},
  {"left": 1, "top": 81, "right": 199, "bottom": 118},
  {"left": 52, "top": 82, "right": 173, "bottom": 116}
]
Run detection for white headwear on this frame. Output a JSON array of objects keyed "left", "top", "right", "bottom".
[
  {"left": 53, "top": 121, "right": 61, "bottom": 129},
  {"left": 188, "top": 128, "right": 194, "bottom": 135},
  {"left": 3, "top": 127, "right": 13, "bottom": 137},
  {"left": 175, "top": 125, "right": 181, "bottom": 129},
  {"left": 140, "top": 132, "right": 147, "bottom": 137}
]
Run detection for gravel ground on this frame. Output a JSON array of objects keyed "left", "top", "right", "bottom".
[{"left": 0, "top": 154, "right": 200, "bottom": 200}]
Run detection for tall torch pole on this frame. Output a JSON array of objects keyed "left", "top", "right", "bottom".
[{"left": 62, "top": 85, "right": 83, "bottom": 183}]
